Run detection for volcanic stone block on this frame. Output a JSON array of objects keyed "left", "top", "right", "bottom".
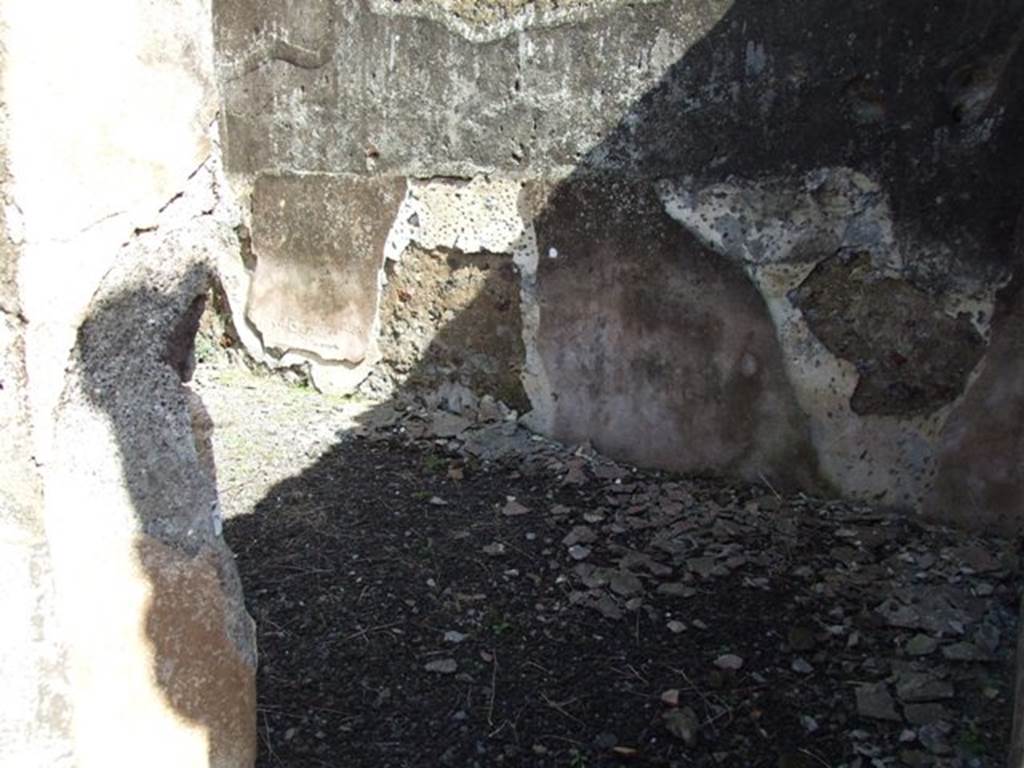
[{"left": 248, "top": 173, "right": 406, "bottom": 363}]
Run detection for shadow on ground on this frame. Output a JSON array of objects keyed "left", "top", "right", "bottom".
[{"left": 217, "top": 1, "right": 1024, "bottom": 765}]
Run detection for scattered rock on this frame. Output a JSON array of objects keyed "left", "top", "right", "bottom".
[
  {"left": 608, "top": 570, "right": 644, "bottom": 596},
  {"left": 502, "top": 497, "right": 529, "bottom": 517},
  {"left": 714, "top": 654, "right": 744, "bottom": 671},
  {"left": 562, "top": 525, "right": 597, "bottom": 546},
  {"left": 904, "top": 634, "right": 938, "bottom": 657},
  {"left": 663, "top": 707, "right": 700, "bottom": 746},
  {"left": 657, "top": 582, "right": 697, "bottom": 598},
  {"left": 429, "top": 411, "right": 472, "bottom": 438},
  {"left": 856, "top": 683, "right": 901, "bottom": 721},
  {"left": 667, "top": 620, "right": 687, "bottom": 634},
  {"left": 941, "top": 641, "right": 989, "bottom": 662},
  {"left": 424, "top": 658, "right": 458, "bottom": 674},
  {"left": 791, "top": 657, "right": 813, "bottom": 674},
  {"left": 896, "top": 674, "right": 954, "bottom": 703},
  {"left": 568, "top": 545, "right": 592, "bottom": 561}
]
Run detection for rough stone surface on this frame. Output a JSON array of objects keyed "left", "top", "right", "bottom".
[
  {"left": 248, "top": 172, "right": 406, "bottom": 364},
  {"left": 366, "top": 244, "right": 529, "bottom": 408}
]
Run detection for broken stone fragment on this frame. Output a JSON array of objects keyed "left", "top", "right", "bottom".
[
  {"left": 895, "top": 674, "right": 954, "bottom": 703},
  {"left": 940, "top": 641, "right": 991, "bottom": 662},
  {"left": 568, "top": 545, "right": 592, "bottom": 561},
  {"left": 574, "top": 564, "right": 611, "bottom": 588},
  {"left": 904, "top": 634, "right": 938, "bottom": 657},
  {"left": 877, "top": 599, "right": 922, "bottom": 629},
  {"left": 856, "top": 683, "right": 901, "bottom": 721},
  {"left": 593, "top": 593, "right": 622, "bottom": 620},
  {"left": 657, "top": 582, "right": 697, "bottom": 598},
  {"left": 562, "top": 525, "right": 597, "bottom": 546},
  {"left": 663, "top": 707, "right": 699, "bottom": 746},
  {"left": 688, "top": 556, "right": 728, "bottom": 578},
  {"left": 713, "top": 654, "right": 744, "bottom": 671},
  {"left": 608, "top": 570, "right": 644, "bottom": 597},
  {"left": 502, "top": 498, "right": 529, "bottom": 517},
  {"left": 428, "top": 411, "right": 472, "bottom": 438},
  {"left": 424, "top": 658, "right": 458, "bottom": 674},
  {"left": 791, "top": 657, "right": 813, "bottom": 674}
]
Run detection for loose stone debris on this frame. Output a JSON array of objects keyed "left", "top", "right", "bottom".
[{"left": 200, "top": 364, "right": 1020, "bottom": 768}]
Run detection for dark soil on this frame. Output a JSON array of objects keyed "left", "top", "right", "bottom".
[{"left": 223, "top": 427, "right": 1019, "bottom": 768}]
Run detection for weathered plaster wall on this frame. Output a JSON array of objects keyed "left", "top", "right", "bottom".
[
  {"left": 0, "top": 45, "right": 74, "bottom": 762},
  {"left": 2, "top": 1, "right": 256, "bottom": 766},
  {"left": 213, "top": 0, "right": 1024, "bottom": 532}
]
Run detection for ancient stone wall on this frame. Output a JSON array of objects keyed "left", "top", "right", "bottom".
[{"left": 213, "top": 0, "right": 1024, "bottom": 534}]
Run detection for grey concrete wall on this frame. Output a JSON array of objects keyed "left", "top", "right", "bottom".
[{"left": 213, "top": 0, "right": 1024, "bottom": 530}]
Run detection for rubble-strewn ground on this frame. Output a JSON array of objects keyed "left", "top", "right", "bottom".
[{"left": 196, "top": 361, "right": 1020, "bottom": 768}]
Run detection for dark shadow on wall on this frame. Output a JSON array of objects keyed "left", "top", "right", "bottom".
[
  {"left": 528, "top": 0, "right": 1024, "bottom": 435},
  {"left": 72, "top": 260, "right": 256, "bottom": 768}
]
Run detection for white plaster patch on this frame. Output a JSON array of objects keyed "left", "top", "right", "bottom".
[
  {"left": 658, "top": 168, "right": 897, "bottom": 271},
  {"left": 385, "top": 176, "right": 526, "bottom": 259}
]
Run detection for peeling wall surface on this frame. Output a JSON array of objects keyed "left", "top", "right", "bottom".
[{"left": 214, "top": 0, "right": 1024, "bottom": 533}]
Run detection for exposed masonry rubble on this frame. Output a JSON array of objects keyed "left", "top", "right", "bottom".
[{"left": 212, "top": 0, "right": 1024, "bottom": 535}]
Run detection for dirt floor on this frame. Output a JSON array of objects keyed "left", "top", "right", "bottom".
[{"left": 195, "top": 361, "right": 1020, "bottom": 768}]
